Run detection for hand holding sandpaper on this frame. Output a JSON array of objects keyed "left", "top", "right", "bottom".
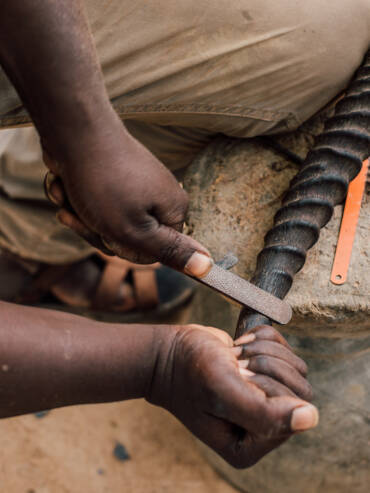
[{"left": 43, "top": 117, "right": 213, "bottom": 278}]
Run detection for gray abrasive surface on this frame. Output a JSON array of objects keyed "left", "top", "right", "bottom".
[{"left": 197, "top": 263, "right": 292, "bottom": 324}]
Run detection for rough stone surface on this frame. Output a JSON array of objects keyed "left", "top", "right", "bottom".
[
  {"left": 184, "top": 113, "right": 370, "bottom": 492},
  {"left": 184, "top": 113, "right": 369, "bottom": 336}
]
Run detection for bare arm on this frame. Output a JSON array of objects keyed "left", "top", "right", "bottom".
[
  {"left": 0, "top": 0, "right": 210, "bottom": 272},
  {"left": 0, "top": 301, "right": 162, "bottom": 418},
  {"left": 0, "top": 300, "right": 317, "bottom": 467},
  {"left": 0, "top": 0, "right": 110, "bottom": 152}
]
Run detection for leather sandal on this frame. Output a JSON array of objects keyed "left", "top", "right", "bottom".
[{"left": 0, "top": 249, "right": 195, "bottom": 321}]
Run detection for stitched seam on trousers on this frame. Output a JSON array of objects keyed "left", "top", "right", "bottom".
[
  {"left": 0, "top": 104, "right": 299, "bottom": 129},
  {"left": 113, "top": 103, "right": 295, "bottom": 122}
]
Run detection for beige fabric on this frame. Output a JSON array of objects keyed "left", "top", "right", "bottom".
[
  {"left": 0, "top": 128, "right": 94, "bottom": 262},
  {"left": 0, "top": 0, "right": 369, "bottom": 263}
]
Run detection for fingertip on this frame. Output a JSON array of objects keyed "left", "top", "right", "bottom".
[
  {"left": 49, "top": 180, "right": 65, "bottom": 206},
  {"left": 234, "top": 333, "right": 256, "bottom": 346},
  {"left": 56, "top": 208, "right": 71, "bottom": 227},
  {"left": 231, "top": 346, "right": 243, "bottom": 358},
  {"left": 56, "top": 209, "right": 82, "bottom": 233},
  {"left": 184, "top": 252, "right": 213, "bottom": 278},
  {"left": 42, "top": 152, "right": 59, "bottom": 174},
  {"left": 44, "top": 172, "right": 60, "bottom": 205},
  {"left": 300, "top": 360, "right": 309, "bottom": 378},
  {"left": 291, "top": 404, "right": 319, "bottom": 431},
  {"left": 238, "top": 359, "right": 250, "bottom": 369},
  {"left": 239, "top": 367, "right": 255, "bottom": 377}
]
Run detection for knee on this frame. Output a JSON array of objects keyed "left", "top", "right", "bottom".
[
  {"left": 280, "top": 0, "right": 370, "bottom": 123},
  {"left": 300, "top": 0, "right": 369, "bottom": 86}
]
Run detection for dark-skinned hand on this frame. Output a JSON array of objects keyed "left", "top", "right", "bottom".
[
  {"left": 149, "top": 324, "right": 318, "bottom": 469},
  {"left": 43, "top": 112, "right": 212, "bottom": 277}
]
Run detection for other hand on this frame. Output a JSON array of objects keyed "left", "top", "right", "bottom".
[{"left": 148, "top": 324, "right": 318, "bottom": 469}]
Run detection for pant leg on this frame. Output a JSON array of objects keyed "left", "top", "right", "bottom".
[
  {"left": 0, "top": 0, "right": 369, "bottom": 263},
  {"left": 0, "top": 128, "right": 94, "bottom": 263}
]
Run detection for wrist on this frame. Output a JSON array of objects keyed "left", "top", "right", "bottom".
[
  {"left": 67, "top": 321, "right": 180, "bottom": 405},
  {"left": 144, "top": 325, "right": 180, "bottom": 409},
  {"left": 0, "top": 302, "right": 180, "bottom": 416},
  {"left": 40, "top": 100, "right": 123, "bottom": 165},
  {"left": 71, "top": 321, "right": 176, "bottom": 404}
]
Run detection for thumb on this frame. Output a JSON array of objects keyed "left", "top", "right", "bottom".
[
  {"left": 254, "top": 396, "right": 319, "bottom": 437},
  {"left": 138, "top": 223, "right": 213, "bottom": 276},
  {"left": 215, "top": 385, "right": 319, "bottom": 468},
  {"left": 231, "top": 396, "right": 319, "bottom": 467},
  {"left": 221, "top": 373, "right": 319, "bottom": 438},
  {"left": 289, "top": 400, "right": 319, "bottom": 432}
]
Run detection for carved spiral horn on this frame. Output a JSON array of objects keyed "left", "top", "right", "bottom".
[{"left": 236, "top": 50, "right": 370, "bottom": 337}]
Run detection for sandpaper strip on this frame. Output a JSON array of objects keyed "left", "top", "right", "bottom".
[{"left": 195, "top": 263, "right": 292, "bottom": 325}]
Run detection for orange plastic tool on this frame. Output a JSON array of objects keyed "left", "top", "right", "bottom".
[{"left": 331, "top": 159, "right": 369, "bottom": 285}]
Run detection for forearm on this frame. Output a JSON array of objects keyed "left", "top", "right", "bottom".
[
  {"left": 0, "top": 0, "right": 116, "bottom": 157},
  {"left": 0, "top": 301, "right": 171, "bottom": 419}
]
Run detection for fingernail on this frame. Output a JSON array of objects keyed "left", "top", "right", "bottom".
[
  {"left": 47, "top": 190, "right": 59, "bottom": 206},
  {"left": 234, "top": 333, "right": 256, "bottom": 346},
  {"left": 56, "top": 210, "right": 70, "bottom": 228},
  {"left": 238, "top": 359, "right": 250, "bottom": 369},
  {"left": 239, "top": 368, "right": 255, "bottom": 377},
  {"left": 44, "top": 173, "right": 58, "bottom": 205},
  {"left": 291, "top": 405, "right": 319, "bottom": 431},
  {"left": 56, "top": 211, "right": 65, "bottom": 224},
  {"left": 231, "top": 347, "right": 243, "bottom": 357},
  {"left": 184, "top": 252, "right": 213, "bottom": 278},
  {"left": 50, "top": 184, "right": 65, "bottom": 206}
]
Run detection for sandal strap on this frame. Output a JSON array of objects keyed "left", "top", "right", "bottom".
[
  {"left": 93, "top": 253, "right": 160, "bottom": 311},
  {"left": 92, "top": 255, "right": 132, "bottom": 310},
  {"left": 132, "top": 264, "right": 160, "bottom": 309},
  {"left": 3, "top": 247, "right": 161, "bottom": 312}
]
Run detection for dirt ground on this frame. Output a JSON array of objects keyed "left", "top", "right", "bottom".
[{"left": 0, "top": 303, "right": 238, "bottom": 493}]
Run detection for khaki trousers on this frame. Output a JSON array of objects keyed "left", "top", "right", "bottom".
[{"left": 0, "top": 0, "right": 369, "bottom": 263}]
